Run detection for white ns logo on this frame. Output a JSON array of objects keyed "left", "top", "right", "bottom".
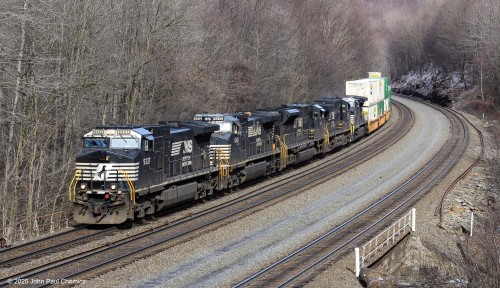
[
  {"left": 93, "top": 164, "right": 113, "bottom": 180},
  {"left": 183, "top": 140, "right": 193, "bottom": 153}
]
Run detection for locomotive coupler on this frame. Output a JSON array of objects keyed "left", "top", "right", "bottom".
[{"left": 93, "top": 205, "right": 102, "bottom": 216}]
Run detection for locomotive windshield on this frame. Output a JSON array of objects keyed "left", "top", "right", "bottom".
[
  {"left": 84, "top": 138, "right": 109, "bottom": 148},
  {"left": 83, "top": 137, "right": 140, "bottom": 149},
  {"left": 110, "top": 137, "right": 140, "bottom": 149}
]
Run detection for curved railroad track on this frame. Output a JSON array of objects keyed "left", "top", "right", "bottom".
[
  {"left": 436, "top": 109, "right": 484, "bottom": 225},
  {"left": 233, "top": 97, "right": 478, "bottom": 287},
  {"left": 0, "top": 102, "right": 412, "bottom": 287}
]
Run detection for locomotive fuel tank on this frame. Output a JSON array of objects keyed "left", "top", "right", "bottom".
[{"left": 71, "top": 72, "right": 391, "bottom": 225}]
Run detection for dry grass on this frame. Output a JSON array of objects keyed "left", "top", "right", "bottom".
[
  {"left": 458, "top": 206, "right": 500, "bottom": 287},
  {"left": 458, "top": 126, "right": 500, "bottom": 287}
]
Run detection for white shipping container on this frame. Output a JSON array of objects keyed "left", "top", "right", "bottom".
[
  {"left": 362, "top": 105, "right": 369, "bottom": 121},
  {"left": 347, "top": 73, "right": 390, "bottom": 126},
  {"left": 368, "top": 103, "right": 378, "bottom": 122},
  {"left": 372, "top": 80, "right": 380, "bottom": 102},
  {"left": 346, "top": 80, "right": 367, "bottom": 98},
  {"left": 363, "top": 99, "right": 390, "bottom": 122},
  {"left": 346, "top": 78, "right": 384, "bottom": 104},
  {"left": 346, "top": 80, "right": 371, "bottom": 103},
  {"left": 378, "top": 79, "right": 384, "bottom": 101}
]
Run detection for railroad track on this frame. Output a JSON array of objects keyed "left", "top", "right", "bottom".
[
  {"left": 233, "top": 97, "right": 476, "bottom": 287},
  {"left": 0, "top": 102, "right": 411, "bottom": 287},
  {"left": 0, "top": 225, "right": 120, "bottom": 268},
  {"left": 436, "top": 109, "right": 484, "bottom": 225}
]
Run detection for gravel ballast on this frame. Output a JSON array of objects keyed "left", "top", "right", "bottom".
[
  {"left": 81, "top": 96, "right": 452, "bottom": 287},
  {"left": 307, "top": 98, "right": 486, "bottom": 287}
]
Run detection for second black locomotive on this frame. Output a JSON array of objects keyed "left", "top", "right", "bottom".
[{"left": 69, "top": 75, "right": 391, "bottom": 224}]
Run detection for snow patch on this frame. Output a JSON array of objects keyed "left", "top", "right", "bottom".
[{"left": 391, "top": 63, "right": 469, "bottom": 106}]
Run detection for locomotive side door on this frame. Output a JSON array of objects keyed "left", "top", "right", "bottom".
[
  {"left": 233, "top": 122, "right": 245, "bottom": 163},
  {"left": 142, "top": 137, "right": 154, "bottom": 186},
  {"left": 154, "top": 135, "right": 163, "bottom": 173},
  {"left": 164, "top": 139, "right": 171, "bottom": 178}
]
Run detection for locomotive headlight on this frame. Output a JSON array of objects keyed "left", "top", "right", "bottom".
[
  {"left": 80, "top": 183, "right": 87, "bottom": 190},
  {"left": 110, "top": 184, "right": 117, "bottom": 191}
]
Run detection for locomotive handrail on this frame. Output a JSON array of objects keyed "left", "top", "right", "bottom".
[
  {"left": 276, "top": 135, "right": 288, "bottom": 168},
  {"left": 69, "top": 74, "right": 391, "bottom": 228},
  {"left": 350, "top": 115, "right": 355, "bottom": 136},
  {"left": 215, "top": 148, "right": 230, "bottom": 186},
  {"left": 119, "top": 170, "right": 136, "bottom": 205},
  {"left": 323, "top": 123, "right": 330, "bottom": 145},
  {"left": 68, "top": 169, "right": 82, "bottom": 202}
]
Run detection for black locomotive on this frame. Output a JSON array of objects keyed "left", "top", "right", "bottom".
[{"left": 69, "top": 94, "right": 390, "bottom": 224}]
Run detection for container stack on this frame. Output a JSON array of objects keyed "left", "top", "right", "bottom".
[{"left": 346, "top": 72, "right": 391, "bottom": 133}]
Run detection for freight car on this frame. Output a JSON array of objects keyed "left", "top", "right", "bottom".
[
  {"left": 69, "top": 73, "right": 391, "bottom": 224},
  {"left": 346, "top": 72, "right": 391, "bottom": 132}
]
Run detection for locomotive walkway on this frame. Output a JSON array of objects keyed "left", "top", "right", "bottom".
[
  {"left": 233, "top": 98, "right": 472, "bottom": 287},
  {"left": 0, "top": 96, "right": 479, "bottom": 287},
  {"left": 0, "top": 101, "right": 409, "bottom": 287}
]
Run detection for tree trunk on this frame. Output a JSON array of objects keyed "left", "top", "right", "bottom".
[
  {"left": 479, "top": 60, "right": 484, "bottom": 101},
  {"left": 2, "top": 0, "right": 28, "bottom": 240}
]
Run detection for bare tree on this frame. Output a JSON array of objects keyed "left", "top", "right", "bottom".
[
  {"left": 0, "top": 0, "right": 395, "bottom": 243},
  {"left": 1, "top": 0, "right": 29, "bottom": 241}
]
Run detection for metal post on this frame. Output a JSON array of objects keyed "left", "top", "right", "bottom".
[
  {"left": 355, "top": 247, "right": 360, "bottom": 277},
  {"left": 470, "top": 212, "right": 474, "bottom": 237},
  {"left": 411, "top": 208, "right": 416, "bottom": 232}
]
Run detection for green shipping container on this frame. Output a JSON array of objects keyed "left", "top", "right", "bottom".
[
  {"left": 384, "top": 78, "right": 390, "bottom": 99},
  {"left": 377, "top": 101, "right": 385, "bottom": 116}
]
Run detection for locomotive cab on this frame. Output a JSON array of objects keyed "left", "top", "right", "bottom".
[
  {"left": 316, "top": 97, "right": 349, "bottom": 131},
  {"left": 71, "top": 127, "right": 157, "bottom": 224},
  {"left": 344, "top": 96, "right": 367, "bottom": 127},
  {"left": 193, "top": 113, "right": 247, "bottom": 165}
]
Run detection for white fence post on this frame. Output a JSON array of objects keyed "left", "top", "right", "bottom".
[
  {"left": 355, "top": 247, "right": 360, "bottom": 277},
  {"left": 411, "top": 208, "right": 416, "bottom": 232}
]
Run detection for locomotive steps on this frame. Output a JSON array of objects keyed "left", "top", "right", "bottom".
[{"left": 0, "top": 101, "right": 406, "bottom": 287}]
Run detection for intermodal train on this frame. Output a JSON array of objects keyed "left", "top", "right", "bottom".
[{"left": 69, "top": 73, "right": 392, "bottom": 224}]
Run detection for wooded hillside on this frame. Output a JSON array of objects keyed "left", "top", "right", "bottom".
[{"left": 1, "top": 0, "right": 498, "bottom": 243}]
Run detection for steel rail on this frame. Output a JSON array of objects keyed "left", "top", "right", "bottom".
[
  {"left": 0, "top": 104, "right": 402, "bottom": 272},
  {"left": 278, "top": 107, "right": 469, "bottom": 287},
  {"left": 56, "top": 106, "right": 411, "bottom": 286},
  {"left": 39, "top": 104, "right": 410, "bottom": 285},
  {"left": 0, "top": 102, "right": 410, "bottom": 287},
  {"left": 435, "top": 109, "right": 484, "bottom": 225},
  {"left": 234, "top": 98, "right": 470, "bottom": 287},
  {"left": 0, "top": 226, "right": 85, "bottom": 255},
  {"left": 276, "top": 101, "right": 470, "bottom": 287},
  {"left": 0, "top": 226, "right": 117, "bottom": 268}
]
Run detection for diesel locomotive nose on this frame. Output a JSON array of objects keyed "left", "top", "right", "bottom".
[{"left": 77, "top": 149, "right": 108, "bottom": 163}]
